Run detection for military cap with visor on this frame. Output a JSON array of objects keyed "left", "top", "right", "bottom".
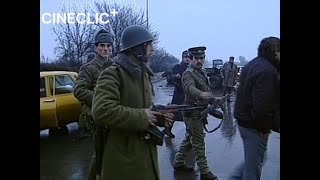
[{"left": 188, "top": 46, "right": 206, "bottom": 58}]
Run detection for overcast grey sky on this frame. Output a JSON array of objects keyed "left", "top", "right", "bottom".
[{"left": 40, "top": 0, "right": 280, "bottom": 63}]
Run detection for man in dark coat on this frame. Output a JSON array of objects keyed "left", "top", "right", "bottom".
[
  {"left": 233, "top": 36, "right": 280, "bottom": 180},
  {"left": 162, "top": 50, "right": 190, "bottom": 138}
]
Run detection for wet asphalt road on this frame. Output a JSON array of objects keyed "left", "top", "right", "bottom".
[{"left": 40, "top": 75, "right": 280, "bottom": 180}]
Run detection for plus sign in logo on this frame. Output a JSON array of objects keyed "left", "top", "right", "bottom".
[{"left": 110, "top": 9, "right": 118, "bottom": 16}]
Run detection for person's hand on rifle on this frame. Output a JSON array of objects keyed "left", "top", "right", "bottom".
[
  {"left": 163, "top": 113, "right": 174, "bottom": 128},
  {"left": 175, "top": 74, "right": 181, "bottom": 79},
  {"left": 200, "top": 92, "right": 215, "bottom": 100},
  {"left": 145, "top": 107, "right": 162, "bottom": 126},
  {"left": 145, "top": 107, "right": 174, "bottom": 127}
]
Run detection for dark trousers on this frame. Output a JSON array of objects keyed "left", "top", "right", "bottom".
[{"left": 165, "top": 88, "right": 185, "bottom": 133}]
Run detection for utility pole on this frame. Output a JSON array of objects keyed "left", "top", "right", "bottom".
[{"left": 146, "top": 0, "right": 149, "bottom": 29}]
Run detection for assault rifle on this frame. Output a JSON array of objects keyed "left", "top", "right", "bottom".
[
  {"left": 148, "top": 104, "right": 207, "bottom": 146},
  {"left": 148, "top": 103, "right": 225, "bottom": 145},
  {"left": 152, "top": 104, "right": 205, "bottom": 125}
]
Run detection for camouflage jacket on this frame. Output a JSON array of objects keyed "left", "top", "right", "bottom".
[
  {"left": 73, "top": 55, "right": 113, "bottom": 116},
  {"left": 182, "top": 65, "right": 211, "bottom": 107}
]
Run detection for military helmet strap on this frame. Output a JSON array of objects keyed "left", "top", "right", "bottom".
[{"left": 128, "top": 44, "right": 148, "bottom": 62}]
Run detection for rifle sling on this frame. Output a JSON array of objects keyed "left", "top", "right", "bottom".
[{"left": 202, "top": 117, "right": 223, "bottom": 133}]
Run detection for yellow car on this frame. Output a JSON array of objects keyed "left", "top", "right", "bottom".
[{"left": 40, "top": 71, "right": 81, "bottom": 133}]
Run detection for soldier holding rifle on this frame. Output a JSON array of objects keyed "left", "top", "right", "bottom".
[
  {"left": 92, "top": 25, "right": 174, "bottom": 180},
  {"left": 173, "top": 46, "right": 219, "bottom": 180}
]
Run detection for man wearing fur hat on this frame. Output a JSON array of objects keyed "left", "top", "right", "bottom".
[
  {"left": 73, "top": 29, "right": 114, "bottom": 180},
  {"left": 74, "top": 29, "right": 114, "bottom": 139}
]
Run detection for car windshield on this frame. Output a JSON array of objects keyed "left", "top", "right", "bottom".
[
  {"left": 55, "top": 75, "right": 74, "bottom": 89},
  {"left": 52, "top": 74, "right": 75, "bottom": 95}
]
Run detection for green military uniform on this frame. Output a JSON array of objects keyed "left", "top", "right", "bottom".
[
  {"left": 73, "top": 29, "right": 115, "bottom": 180},
  {"left": 74, "top": 28, "right": 114, "bottom": 135},
  {"left": 174, "top": 47, "right": 218, "bottom": 179},
  {"left": 74, "top": 55, "right": 113, "bottom": 180},
  {"left": 92, "top": 53, "right": 159, "bottom": 180},
  {"left": 74, "top": 55, "right": 113, "bottom": 132}
]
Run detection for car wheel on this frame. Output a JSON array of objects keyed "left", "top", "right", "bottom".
[{"left": 209, "top": 76, "right": 222, "bottom": 89}]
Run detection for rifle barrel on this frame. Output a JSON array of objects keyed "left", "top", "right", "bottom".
[
  {"left": 176, "top": 106, "right": 206, "bottom": 111},
  {"left": 163, "top": 105, "right": 189, "bottom": 109}
]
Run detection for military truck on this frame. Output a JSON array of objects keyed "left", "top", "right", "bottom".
[{"left": 205, "top": 59, "right": 224, "bottom": 89}]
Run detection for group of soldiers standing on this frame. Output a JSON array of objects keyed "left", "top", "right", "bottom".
[
  {"left": 72, "top": 25, "right": 280, "bottom": 180},
  {"left": 72, "top": 25, "right": 223, "bottom": 180}
]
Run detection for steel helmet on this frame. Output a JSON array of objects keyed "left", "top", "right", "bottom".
[{"left": 120, "top": 25, "right": 154, "bottom": 52}]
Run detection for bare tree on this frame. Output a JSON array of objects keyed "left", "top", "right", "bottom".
[
  {"left": 52, "top": 3, "right": 96, "bottom": 65},
  {"left": 239, "top": 56, "right": 249, "bottom": 66},
  {"left": 150, "top": 48, "right": 179, "bottom": 73},
  {"left": 40, "top": 53, "right": 51, "bottom": 63},
  {"left": 50, "top": 1, "right": 176, "bottom": 73},
  {"left": 92, "top": 1, "right": 159, "bottom": 55}
]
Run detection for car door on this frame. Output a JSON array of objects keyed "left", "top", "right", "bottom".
[
  {"left": 40, "top": 76, "right": 58, "bottom": 130},
  {"left": 53, "top": 74, "right": 81, "bottom": 126}
]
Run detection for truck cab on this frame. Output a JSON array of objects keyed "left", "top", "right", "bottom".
[{"left": 205, "top": 59, "right": 224, "bottom": 89}]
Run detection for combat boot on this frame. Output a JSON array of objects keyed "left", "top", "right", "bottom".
[{"left": 200, "top": 171, "right": 218, "bottom": 180}]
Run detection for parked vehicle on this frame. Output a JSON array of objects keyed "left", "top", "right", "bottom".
[
  {"left": 205, "top": 59, "right": 224, "bottom": 89},
  {"left": 237, "top": 65, "right": 244, "bottom": 76},
  {"left": 40, "top": 71, "right": 81, "bottom": 134}
]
